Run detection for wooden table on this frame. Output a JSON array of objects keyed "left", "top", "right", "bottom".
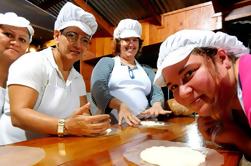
[{"left": 11, "top": 116, "right": 241, "bottom": 166}]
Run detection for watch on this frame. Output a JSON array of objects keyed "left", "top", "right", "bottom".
[{"left": 57, "top": 119, "right": 65, "bottom": 137}]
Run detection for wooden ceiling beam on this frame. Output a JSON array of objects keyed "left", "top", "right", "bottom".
[
  {"left": 38, "top": 0, "right": 62, "bottom": 10},
  {"left": 73, "top": 0, "right": 114, "bottom": 37},
  {"left": 212, "top": 0, "right": 251, "bottom": 22},
  {"left": 139, "top": 0, "right": 162, "bottom": 25},
  {"left": 225, "top": 5, "right": 251, "bottom": 21},
  {"left": 233, "top": 0, "right": 251, "bottom": 9},
  {"left": 212, "top": 0, "right": 251, "bottom": 13}
]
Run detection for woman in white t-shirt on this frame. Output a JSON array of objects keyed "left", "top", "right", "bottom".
[
  {"left": 0, "top": 2, "right": 110, "bottom": 145},
  {"left": 0, "top": 12, "right": 34, "bottom": 116}
]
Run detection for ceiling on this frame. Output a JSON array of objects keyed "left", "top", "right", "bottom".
[
  {"left": 1, "top": 0, "right": 250, "bottom": 43},
  {"left": 1, "top": 0, "right": 212, "bottom": 45}
]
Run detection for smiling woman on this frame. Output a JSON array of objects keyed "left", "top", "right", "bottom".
[
  {"left": 91, "top": 19, "right": 170, "bottom": 126},
  {"left": 0, "top": 2, "right": 110, "bottom": 145},
  {"left": 154, "top": 29, "right": 251, "bottom": 161},
  {"left": 0, "top": 12, "right": 34, "bottom": 116}
]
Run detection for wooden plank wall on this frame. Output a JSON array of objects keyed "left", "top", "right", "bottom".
[{"left": 81, "top": 1, "right": 222, "bottom": 91}]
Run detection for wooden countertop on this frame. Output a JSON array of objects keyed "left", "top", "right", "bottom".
[{"left": 10, "top": 116, "right": 241, "bottom": 166}]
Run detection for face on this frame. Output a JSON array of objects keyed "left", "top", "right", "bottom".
[
  {"left": 162, "top": 52, "right": 233, "bottom": 118},
  {"left": 0, "top": 25, "right": 30, "bottom": 62},
  {"left": 54, "top": 26, "right": 90, "bottom": 63},
  {"left": 119, "top": 37, "right": 139, "bottom": 60}
]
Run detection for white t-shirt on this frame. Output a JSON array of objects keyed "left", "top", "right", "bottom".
[{"left": 0, "top": 47, "right": 86, "bottom": 145}]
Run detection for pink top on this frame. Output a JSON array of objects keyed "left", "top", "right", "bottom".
[{"left": 239, "top": 54, "right": 251, "bottom": 127}]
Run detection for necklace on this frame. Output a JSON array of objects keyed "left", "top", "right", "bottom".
[
  {"left": 119, "top": 57, "right": 137, "bottom": 79},
  {"left": 128, "top": 66, "right": 137, "bottom": 79}
]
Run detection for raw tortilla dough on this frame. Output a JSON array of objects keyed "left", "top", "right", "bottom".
[
  {"left": 106, "top": 128, "right": 112, "bottom": 134},
  {"left": 140, "top": 146, "right": 206, "bottom": 166},
  {"left": 140, "top": 121, "right": 165, "bottom": 127}
]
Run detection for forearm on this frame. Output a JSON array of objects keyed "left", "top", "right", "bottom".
[
  {"left": 91, "top": 81, "right": 113, "bottom": 113},
  {"left": 11, "top": 108, "right": 58, "bottom": 135},
  {"left": 91, "top": 57, "right": 114, "bottom": 113},
  {"left": 150, "top": 85, "right": 165, "bottom": 107},
  {"left": 108, "top": 98, "right": 122, "bottom": 111},
  {"left": 152, "top": 102, "right": 163, "bottom": 108},
  {"left": 142, "top": 65, "right": 165, "bottom": 107}
]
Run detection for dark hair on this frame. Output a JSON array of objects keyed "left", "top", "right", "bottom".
[
  {"left": 191, "top": 47, "right": 237, "bottom": 62},
  {"left": 112, "top": 38, "right": 143, "bottom": 58}
]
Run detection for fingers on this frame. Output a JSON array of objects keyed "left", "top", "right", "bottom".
[
  {"left": 119, "top": 114, "right": 140, "bottom": 126},
  {"left": 67, "top": 113, "right": 111, "bottom": 136},
  {"left": 85, "top": 121, "right": 111, "bottom": 135},
  {"left": 125, "top": 114, "right": 141, "bottom": 126},
  {"left": 159, "top": 110, "right": 172, "bottom": 114},
  {"left": 118, "top": 103, "right": 140, "bottom": 126},
  {"left": 86, "top": 114, "right": 110, "bottom": 124},
  {"left": 74, "top": 103, "right": 91, "bottom": 115},
  {"left": 140, "top": 110, "right": 158, "bottom": 118},
  {"left": 77, "top": 116, "right": 111, "bottom": 136},
  {"left": 141, "top": 109, "right": 171, "bottom": 117}
]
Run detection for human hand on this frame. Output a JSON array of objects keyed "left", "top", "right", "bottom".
[
  {"left": 118, "top": 103, "right": 140, "bottom": 126},
  {"left": 140, "top": 102, "right": 171, "bottom": 117},
  {"left": 65, "top": 103, "right": 111, "bottom": 136}
]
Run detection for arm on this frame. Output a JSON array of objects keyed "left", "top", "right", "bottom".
[
  {"left": 8, "top": 53, "right": 110, "bottom": 137},
  {"left": 91, "top": 57, "right": 140, "bottom": 125},
  {"left": 141, "top": 65, "right": 170, "bottom": 116},
  {"left": 143, "top": 65, "right": 165, "bottom": 106},
  {"left": 91, "top": 57, "right": 114, "bottom": 113},
  {"left": 108, "top": 97, "right": 140, "bottom": 126},
  {"left": 9, "top": 85, "right": 110, "bottom": 136}
]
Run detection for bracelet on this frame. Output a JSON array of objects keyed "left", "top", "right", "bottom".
[{"left": 57, "top": 119, "right": 65, "bottom": 137}]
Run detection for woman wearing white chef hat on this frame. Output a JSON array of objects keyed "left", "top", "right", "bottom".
[
  {"left": 0, "top": 2, "right": 110, "bottom": 145},
  {"left": 154, "top": 29, "right": 251, "bottom": 161},
  {"left": 0, "top": 12, "right": 34, "bottom": 116},
  {"left": 91, "top": 19, "right": 170, "bottom": 126}
]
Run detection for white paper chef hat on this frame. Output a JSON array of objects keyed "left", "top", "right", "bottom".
[
  {"left": 54, "top": 2, "right": 98, "bottom": 36},
  {"left": 0, "top": 12, "right": 34, "bottom": 43},
  {"left": 113, "top": 19, "right": 142, "bottom": 39},
  {"left": 154, "top": 29, "right": 250, "bottom": 87}
]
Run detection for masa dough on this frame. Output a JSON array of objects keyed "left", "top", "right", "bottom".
[
  {"left": 106, "top": 128, "right": 112, "bottom": 134},
  {"left": 140, "top": 146, "right": 206, "bottom": 166},
  {"left": 140, "top": 121, "right": 165, "bottom": 127}
]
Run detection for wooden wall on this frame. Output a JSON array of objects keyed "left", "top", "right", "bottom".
[{"left": 81, "top": 1, "right": 222, "bottom": 92}]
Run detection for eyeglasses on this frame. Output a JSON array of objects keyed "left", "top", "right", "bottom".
[{"left": 61, "top": 31, "right": 90, "bottom": 47}]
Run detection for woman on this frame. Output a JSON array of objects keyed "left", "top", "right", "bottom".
[
  {"left": 154, "top": 29, "right": 251, "bottom": 160},
  {"left": 91, "top": 19, "right": 169, "bottom": 126},
  {"left": 0, "top": 12, "right": 34, "bottom": 115},
  {"left": 0, "top": 2, "right": 110, "bottom": 145}
]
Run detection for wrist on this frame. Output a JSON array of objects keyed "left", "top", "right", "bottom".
[
  {"left": 57, "top": 119, "right": 66, "bottom": 137},
  {"left": 152, "top": 102, "right": 162, "bottom": 108},
  {"left": 109, "top": 98, "right": 123, "bottom": 112}
]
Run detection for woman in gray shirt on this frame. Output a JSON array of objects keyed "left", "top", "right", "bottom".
[{"left": 91, "top": 19, "right": 170, "bottom": 126}]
